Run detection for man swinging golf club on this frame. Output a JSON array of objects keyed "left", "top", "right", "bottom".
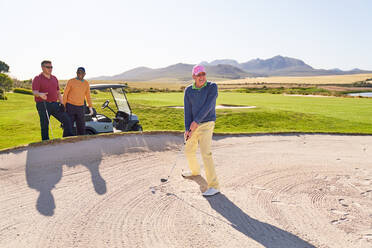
[
  {"left": 32, "top": 60, "right": 73, "bottom": 140},
  {"left": 183, "top": 65, "right": 220, "bottom": 197}
]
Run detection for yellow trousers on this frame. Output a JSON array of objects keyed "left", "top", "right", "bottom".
[{"left": 184, "top": 121, "right": 219, "bottom": 189}]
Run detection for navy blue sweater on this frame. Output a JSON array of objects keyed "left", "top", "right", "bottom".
[{"left": 184, "top": 82, "right": 218, "bottom": 131}]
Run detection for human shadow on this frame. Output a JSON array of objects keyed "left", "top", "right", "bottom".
[
  {"left": 24, "top": 133, "right": 182, "bottom": 216},
  {"left": 186, "top": 176, "right": 315, "bottom": 248},
  {"left": 25, "top": 144, "right": 106, "bottom": 216}
]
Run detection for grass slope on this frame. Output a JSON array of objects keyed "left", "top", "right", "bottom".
[{"left": 1, "top": 92, "right": 372, "bottom": 150}]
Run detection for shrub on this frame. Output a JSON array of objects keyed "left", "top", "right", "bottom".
[
  {"left": 0, "top": 73, "right": 13, "bottom": 91},
  {"left": 13, "top": 88, "right": 33, "bottom": 95},
  {"left": 0, "top": 88, "right": 6, "bottom": 100},
  {"left": 351, "top": 81, "right": 372, "bottom": 87}
]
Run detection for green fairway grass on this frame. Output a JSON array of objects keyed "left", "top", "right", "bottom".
[
  {"left": 1, "top": 91, "right": 372, "bottom": 150},
  {"left": 0, "top": 93, "right": 64, "bottom": 149},
  {"left": 128, "top": 92, "right": 372, "bottom": 133}
]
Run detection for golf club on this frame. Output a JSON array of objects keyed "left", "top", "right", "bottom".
[
  {"left": 160, "top": 130, "right": 190, "bottom": 183},
  {"left": 43, "top": 101, "right": 54, "bottom": 139},
  {"left": 160, "top": 142, "right": 186, "bottom": 183}
]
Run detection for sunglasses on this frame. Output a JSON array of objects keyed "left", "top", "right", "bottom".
[
  {"left": 196, "top": 72, "right": 206, "bottom": 77},
  {"left": 44, "top": 66, "right": 53, "bottom": 69}
]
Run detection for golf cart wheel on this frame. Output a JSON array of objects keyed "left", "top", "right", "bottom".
[
  {"left": 132, "top": 124, "right": 143, "bottom": 131},
  {"left": 85, "top": 129, "right": 95, "bottom": 135}
]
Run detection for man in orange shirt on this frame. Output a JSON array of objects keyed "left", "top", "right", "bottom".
[{"left": 63, "top": 67, "right": 93, "bottom": 135}]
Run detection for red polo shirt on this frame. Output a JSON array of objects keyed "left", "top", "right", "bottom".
[{"left": 32, "top": 73, "right": 60, "bottom": 102}]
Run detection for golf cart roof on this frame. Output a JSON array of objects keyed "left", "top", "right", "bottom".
[{"left": 90, "top": 84, "right": 128, "bottom": 90}]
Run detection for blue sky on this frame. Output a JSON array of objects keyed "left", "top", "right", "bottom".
[{"left": 1, "top": 0, "right": 372, "bottom": 80}]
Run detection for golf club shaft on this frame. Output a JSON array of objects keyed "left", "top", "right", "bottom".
[
  {"left": 163, "top": 130, "right": 191, "bottom": 181},
  {"left": 165, "top": 142, "right": 186, "bottom": 180},
  {"left": 43, "top": 101, "right": 54, "bottom": 139}
]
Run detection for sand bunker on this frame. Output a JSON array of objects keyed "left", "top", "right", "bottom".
[{"left": 0, "top": 133, "right": 371, "bottom": 247}]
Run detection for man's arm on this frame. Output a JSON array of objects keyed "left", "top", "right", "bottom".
[
  {"left": 193, "top": 84, "right": 218, "bottom": 124},
  {"left": 85, "top": 83, "right": 93, "bottom": 115},
  {"left": 32, "top": 76, "right": 48, "bottom": 100},
  {"left": 184, "top": 91, "right": 194, "bottom": 140},
  {"left": 58, "top": 91, "right": 63, "bottom": 104},
  {"left": 56, "top": 78, "right": 63, "bottom": 104},
  {"left": 32, "top": 90, "right": 48, "bottom": 100},
  {"left": 62, "top": 81, "right": 71, "bottom": 106},
  {"left": 184, "top": 89, "right": 193, "bottom": 131}
]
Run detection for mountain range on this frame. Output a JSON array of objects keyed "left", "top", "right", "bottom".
[{"left": 91, "top": 55, "right": 372, "bottom": 81}]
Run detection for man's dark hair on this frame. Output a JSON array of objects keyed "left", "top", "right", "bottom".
[{"left": 41, "top": 60, "right": 52, "bottom": 66}]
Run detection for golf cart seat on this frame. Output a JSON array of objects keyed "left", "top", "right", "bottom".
[
  {"left": 115, "top": 111, "right": 129, "bottom": 121},
  {"left": 96, "top": 114, "right": 112, "bottom": 123},
  {"left": 113, "top": 111, "right": 130, "bottom": 130},
  {"left": 83, "top": 106, "right": 111, "bottom": 123}
]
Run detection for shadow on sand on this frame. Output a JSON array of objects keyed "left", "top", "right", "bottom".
[
  {"left": 184, "top": 176, "right": 315, "bottom": 248},
  {"left": 25, "top": 143, "right": 108, "bottom": 216},
  {"left": 24, "top": 134, "right": 182, "bottom": 216}
]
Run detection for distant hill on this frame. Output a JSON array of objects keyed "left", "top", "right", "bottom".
[
  {"left": 92, "top": 63, "right": 257, "bottom": 81},
  {"left": 91, "top": 55, "right": 372, "bottom": 81},
  {"left": 202, "top": 55, "right": 372, "bottom": 76},
  {"left": 239, "top": 56, "right": 314, "bottom": 75},
  {"left": 201, "top": 59, "right": 241, "bottom": 68}
]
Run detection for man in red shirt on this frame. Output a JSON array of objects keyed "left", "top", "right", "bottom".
[{"left": 32, "top": 60, "right": 73, "bottom": 140}]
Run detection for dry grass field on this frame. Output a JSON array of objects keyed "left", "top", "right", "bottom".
[{"left": 219, "top": 73, "right": 372, "bottom": 86}]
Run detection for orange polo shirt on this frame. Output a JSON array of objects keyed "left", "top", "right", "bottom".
[{"left": 63, "top": 78, "right": 93, "bottom": 107}]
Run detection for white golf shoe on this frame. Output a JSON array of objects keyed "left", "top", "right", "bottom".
[{"left": 202, "top": 187, "right": 220, "bottom": 197}]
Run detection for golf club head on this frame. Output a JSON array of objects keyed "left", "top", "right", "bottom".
[{"left": 160, "top": 178, "right": 168, "bottom": 183}]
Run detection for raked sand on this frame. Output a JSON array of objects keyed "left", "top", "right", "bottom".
[{"left": 0, "top": 133, "right": 371, "bottom": 248}]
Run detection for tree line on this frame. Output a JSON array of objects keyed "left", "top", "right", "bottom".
[{"left": 0, "top": 60, "right": 12, "bottom": 100}]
